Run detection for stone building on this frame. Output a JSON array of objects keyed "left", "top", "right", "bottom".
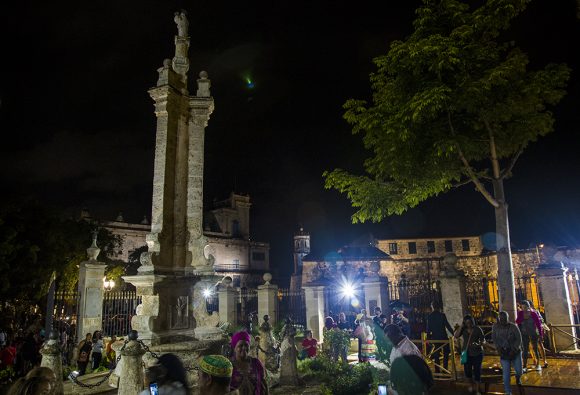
[{"left": 90, "top": 192, "right": 270, "bottom": 287}]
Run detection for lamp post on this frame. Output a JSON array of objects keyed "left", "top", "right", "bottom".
[{"left": 103, "top": 277, "right": 115, "bottom": 292}]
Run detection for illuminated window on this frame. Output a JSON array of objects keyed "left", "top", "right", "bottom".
[{"left": 389, "top": 243, "right": 398, "bottom": 255}]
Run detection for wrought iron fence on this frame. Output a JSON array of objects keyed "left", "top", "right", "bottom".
[
  {"left": 465, "top": 275, "right": 544, "bottom": 324},
  {"left": 276, "top": 288, "right": 306, "bottom": 327},
  {"left": 206, "top": 294, "right": 219, "bottom": 314},
  {"left": 53, "top": 290, "right": 80, "bottom": 335},
  {"left": 236, "top": 288, "right": 258, "bottom": 324},
  {"left": 102, "top": 291, "right": 141, "bottom": 337}
]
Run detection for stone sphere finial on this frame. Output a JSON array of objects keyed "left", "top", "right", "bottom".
[
  {"left": 443, "top": 252, "right": 458, "bottom": 267},
  {"left": 263, "top": 272, "right": 272, "bottom": 285},
  {"left": 163, "top": 58, "right": 171, "bottom": 68},
  {"left": 128, "top": 330, "right": 138, "bottom": 341},
  {"left": 199, "top": 70, "right": 209, "bottom": 79},
  {"left": 369, "top": 261, "right": 380, "bottom": 274},
  {"left": 49, "top": 330, "right": 59, "bottom": 341},
  {"left": 222, "top": 276, "right": 233, "bottom": 286}
]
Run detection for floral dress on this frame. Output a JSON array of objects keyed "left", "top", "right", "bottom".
[{"left": 230, "top": 357, "right": 268, "bottom": 395}]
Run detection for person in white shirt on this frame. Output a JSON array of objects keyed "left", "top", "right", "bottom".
[{"left": 385, "top": 324, "right": 423, "bottom": 365}]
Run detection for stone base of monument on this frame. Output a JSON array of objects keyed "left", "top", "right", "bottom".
[{"left": 194, "top": 326, "right": 224, "bottom": 341}]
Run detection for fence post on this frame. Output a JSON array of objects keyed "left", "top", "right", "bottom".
[
  {"left": 258, "top": 273, "right": 278, "bottom": 325},
  {"left": 40, "top": 331, "right": 63, "bottom": 395},
  {"left": 449, "top": 336, "right": 458, "bottom": 381},
  {"left": 218, "top": 277, "right": 237, "bottom": 326},
  {"left": 361, "top": 262, "right": 390, "bottom": 313},
  {"left": 549, "top": 323, "right": 557, "bottom": 353},
  {"left": 536, "top": 262, "right": 577, "bottom": 351},
  {"left": 118, "top": 331, "right": 145, "bottom": 395},
  {"left": 77, "top": 232, "right": 106, "bottom": 341},
  {"left": 439, "top": 254, "right": 468, "bottom": 328},
  {"left": 303, "top": 285, "right": 326, "bottom": 343}
]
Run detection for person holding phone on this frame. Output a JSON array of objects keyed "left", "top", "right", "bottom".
[
  {"left": 140, "top": 353, "right": 188, "bottom": 395},
  {"left": 454, "top": 315, "right": 485, "bottom": 395}
]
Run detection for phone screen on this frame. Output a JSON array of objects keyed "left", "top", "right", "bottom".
[
  {"left": 149, "top": 382, "right": 159, "bottom": 395},
  {"left": 378, "top": 384, "right": 387, "bottom": 395}
]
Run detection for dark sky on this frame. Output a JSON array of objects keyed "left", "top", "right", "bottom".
[{"left": 1, "top": 1, "right": 579, "bottom": 279}]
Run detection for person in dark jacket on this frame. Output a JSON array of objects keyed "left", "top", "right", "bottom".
[
  {"left": 492, "top": 311, "right": 523, "bottom": 395},
  {"left": 454, "top": 315, "right": 485, "bottom": 395},
  {"left": 426, "top": 302, "right": 454, "bottom": 373}
]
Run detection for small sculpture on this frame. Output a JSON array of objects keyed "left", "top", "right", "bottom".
[
  {"left": 258, "top": 315, "right": 279, "bottom": 372},
  {"left": 174, "top": 11, "right": 189, "bottom": 37},
  {"left": 279, "top": 316, "right": 300, "bottom": 386}
]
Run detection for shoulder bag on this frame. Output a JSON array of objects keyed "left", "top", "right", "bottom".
[{"left": 460, "top": 330, "right": 473, "bottom": 365}]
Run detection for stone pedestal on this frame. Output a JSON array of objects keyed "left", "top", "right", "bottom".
[
  {"left": 439, "top": 268, "right": 468, "bottom": 328},
  {"left": 536, "top": 262, "right": 578, "bottom": 351},
  {"left": 218, "top": 285, "right": 237, "bottom": 326},
  {"left": 362, "top": 275, "right": 389, "bottom": 314},
  {"left": 77, "top": 238, "right": 106, "bottom": 342},
  {"left": 303, "top": 285, "right": 326, "bottom": 343},
  {"left": 118, "top": 339, "right": 146, "bottom": 395},
  {"left": 40, "top": 334, "right": 63, "bottom": 395},
  {"left": 258, "top": 274, "right": 278, "bottom": 325}
]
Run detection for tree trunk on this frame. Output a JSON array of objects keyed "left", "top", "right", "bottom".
[{"left": 493, "top": 178, "right": 517, "bottom": 320}]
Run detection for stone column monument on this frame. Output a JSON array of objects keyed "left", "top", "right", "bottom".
[
  {"left": 361, "top": 261, "right": 389, "bottom": 313},
  {"left": 77, "top": 231, "right": 106, "bottom": 342},
  {"left": 303, "top": 285, "right": 326, "bottom": 343},
  {"left": 124, "top": 11, "right": 220, "bottom": 345}
]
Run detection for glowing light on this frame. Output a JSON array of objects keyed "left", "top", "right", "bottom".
[
  {"left": 340, "top": 282, "right": 355, "bottom": 298},
  {"left": 245, "top": 77, "right": 255, "bottom": 89},
  {"left": 202, "top": 288, "right": 213, "bottom": 299}
]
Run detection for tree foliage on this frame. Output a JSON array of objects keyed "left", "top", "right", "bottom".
[
  {"left": 324, "top": 0, "right": 570, "bottom": 223},
  {"left": 0, "top": 201, "right": 121, "bottom": 302}
]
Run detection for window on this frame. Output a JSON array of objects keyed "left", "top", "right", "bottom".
[
  {"left": 408, "top": 242, "right": 417, "bottom": 254},
  {"left": 444, "top": 240, "right": 453, "bottom": 252},
  {"left": 252, "top": 252, "right": 265, "bottom": 261},
  {"left": 462, "top": 239, "right": 470, "bottom": 252},
  {"left": 389, "top": 243, "right": 398, "bottom": 255},
  {"left": 427, "top": 241, "right": 435, "bottom": 253},
  {"left": 232, "top": 220, "right": 240, "bottom": 237},
  {"left": 232, "top": 259, "right": 240, "bottom": 269}
]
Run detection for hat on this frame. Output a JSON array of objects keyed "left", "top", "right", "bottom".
[
  {"left": 197, "top": 355, "right": 233, "bottom": 378},
  {"left": 231, "top": 331, "right": 251, "bottom": 349}
]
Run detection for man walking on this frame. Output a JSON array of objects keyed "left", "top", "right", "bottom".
[
  {"left": 492, "top": 311, "right": 523, "bottom": 395},
  {"left": 426, "top": 302, "right": 454, "bottom": 373}
]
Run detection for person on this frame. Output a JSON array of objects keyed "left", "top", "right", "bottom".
[
  {"left": 301, "top": 330, "right": 317, "bottom": 358},
  {"left": 139, "top": 353, "right": 188, "bottom": 395},
  {"left": 336, "top": 312, "right": 351, "bottom": 331},
  {"left": 358, "top": 318, "right": 376, "bottom": 362},
  {"left": 388, "top": 355, "right": 434, "bottom": 395},
  {"left": 385, "top": 324, "right": 422, "bottom": 365},
  {"left": 1, "top": 342, "right": 17, "bottom": 374},
  {"left": 392, "top": 309, "right": 411, "bottom": 337},
  {"left": 324, "top": 316, "right": 336, "bottom": 330},
  {"left": 527, "top": 300, "right": 548, "bottom": 368},
  {"left": 76, "top": 333, "right": 92, "bottom": 375},
  {"left": 426, "top": 302, "right": 453, "bottom": 373},
  {"left": 7, "top": 376, "right": 52, "bottom": 395},
  {"left": 196, "top": 354, "right": 239, "bottom": 395},
  {"left": 103, "top": 335, "right": 117, "bottom": 368},
  {"left": 492, "top": 311, "right": 523, "bottom": 395},
  {"left": 91, "top": 331, "right": 104, "bottom": 370},
  {"left": 516, "top": 300, "right": 543, "bottom": 372},
  {"left": 454, "top": 315, "right": 485, "bottom": 395},
  {"left": 373, "top": 307, "right": 383, "bottom": 326},
  {"left": 229, "top": 331, "right": 268, "bottom": 395},
  {"left": 25, "top": 367, "right": 56, "bottom": 395}
]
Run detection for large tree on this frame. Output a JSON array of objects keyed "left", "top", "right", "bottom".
[{"left": 324, "top": 0, "right": 570, "bottom": 318}]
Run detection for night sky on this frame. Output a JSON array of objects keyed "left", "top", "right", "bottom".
[{"left": 1, "top": 1, "right": 579, "bottom": 279}]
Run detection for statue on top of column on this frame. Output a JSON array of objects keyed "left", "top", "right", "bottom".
[{"left": 174, "top": 10, "right": 189, "bottom": 37}]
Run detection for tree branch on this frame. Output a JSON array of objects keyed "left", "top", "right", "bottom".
[
  {"left": 447, "top": 109, "right": 500, "bottom": 208},
  {"left": 500, "top": 146, "right": 524, "bottom": 179},
  {"left": 451, "top": 178, "right": 474, "bottom": 188}
]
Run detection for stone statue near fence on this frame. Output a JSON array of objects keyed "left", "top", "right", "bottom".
[
  {"left": 258, "top": 315, "right": 280, "bottom": 372},
  {"left": 279, "top": 316, "right": 300, "bottom": 386}
]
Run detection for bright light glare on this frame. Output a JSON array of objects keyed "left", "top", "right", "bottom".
[
  {"left": 202, "top": 288, "right": 213, "bottom": 298},
  {"left": 340, "top": 282, "right": 355, "bottom": 298}
]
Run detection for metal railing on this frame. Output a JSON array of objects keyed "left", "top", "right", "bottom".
[{"left": 548, "top": 324, "right": 580, "bottom": 353}]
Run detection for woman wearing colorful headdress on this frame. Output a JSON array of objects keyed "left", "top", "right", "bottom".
[{"left": 229, "top": 331, "right": 268, "bottom": 394}]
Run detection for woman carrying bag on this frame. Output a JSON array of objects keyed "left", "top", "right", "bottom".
[{"left": 454, "top": 315, "right": 485, "bottom": 395}]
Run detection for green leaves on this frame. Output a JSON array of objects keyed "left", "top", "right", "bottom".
[{"left": 324, "top": 0, "right": 570, "bottom": 223}]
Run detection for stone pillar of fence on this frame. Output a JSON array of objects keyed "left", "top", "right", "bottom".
[
  {"left": 303, "top": 285, "right": 326, "bottom": 343},
  {"left": 118, "top": 331, "right": 145, "bottom": 395},
  {"left": 362, "top": 262, "right": 389, "bottom": 313},
  {"left": 536, "top": 261, "right": 578, "bottom": 351},
  {"left": 218, "top": 277, "right": 237, "bottom": 326},
  {"left": 258, "top": 273, "right": 278, "bottom": 326},
  {"left": 40, "top": 331, "right": 63, "bottom": 395},
  {"left": 439, "top": 253, "right": 468, "bottom": 327},
  {"left": 77, "top": 231, "right": 106, "bottom": 342}
]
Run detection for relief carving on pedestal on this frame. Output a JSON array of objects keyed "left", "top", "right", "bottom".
[{"left": 169, "top": 296, "right": 189, "bottom": 329}]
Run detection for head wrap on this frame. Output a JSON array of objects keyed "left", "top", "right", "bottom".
[
  {"left": 231, "top": 331, "right": 251, "bottom": 349},
  {"left": 198, "top": 355, "right": 233, "bottom": 378}
]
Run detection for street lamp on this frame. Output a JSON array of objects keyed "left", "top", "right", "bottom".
[{"left": 103, "top": 277, "right": 115, "bottom": 291}]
